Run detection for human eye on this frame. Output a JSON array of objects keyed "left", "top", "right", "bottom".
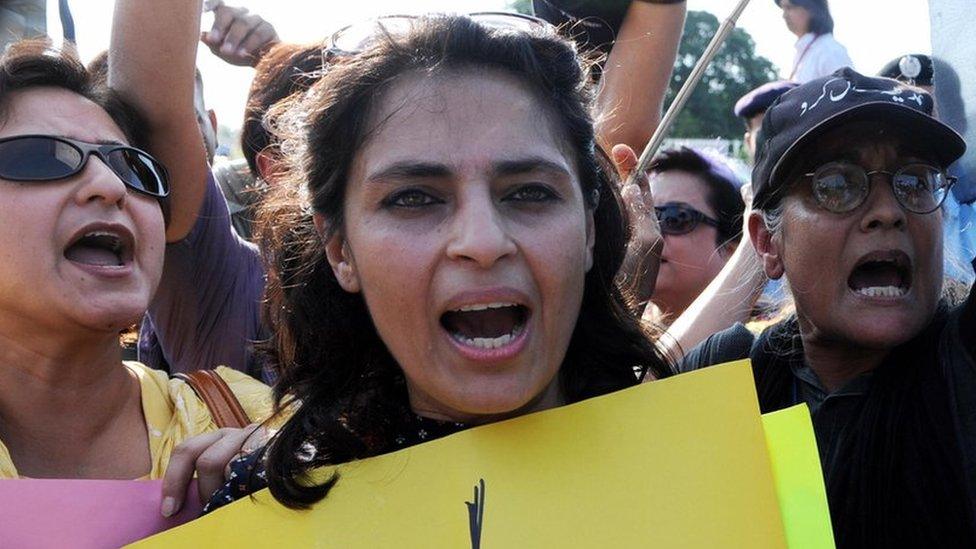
[
  {"left": 380, "top": 188, "right": 443, "bottom": 209},
  {"left": 503, "top": 183, "right": 560, "bottom": 203}
]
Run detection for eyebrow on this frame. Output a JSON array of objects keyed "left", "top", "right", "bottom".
[
  {"left": 365, "top": 157, "right": 571, "bottom": 184},
  {"left": 52, "top": 135, "right": 126, "bottom": 147}
]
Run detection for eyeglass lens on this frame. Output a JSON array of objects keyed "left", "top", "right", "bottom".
[
  {"left": 656, "top": 205, "right": 699, "bottom": 235},
  {"left": 0, "top": 136, "right": 83, "bottom": 180}
]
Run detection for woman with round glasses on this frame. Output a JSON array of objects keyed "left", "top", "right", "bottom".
[
  {"left": 199, "top": 13, "right": 673, "bottom": 511},
  {"left": 683, "top": 68, "right": 976, "bottom": 546},
  {"left": 0, "top": 39, "right": 271, "bottom": 495},
  {"left": 643, "top": 147, "right": 744, "bottom": 325}
]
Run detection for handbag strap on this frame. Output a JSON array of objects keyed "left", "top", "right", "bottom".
[{"left": 174, "top": 370, "right": 251, "bottom": 429}]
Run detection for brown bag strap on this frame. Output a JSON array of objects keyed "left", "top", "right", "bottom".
[{"left": 174, "top": 370, "right": 251, "bottom": 429}]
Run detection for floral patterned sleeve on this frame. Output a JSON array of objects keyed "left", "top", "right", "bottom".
[{"left": 202, "top": 450, "right": 268, "bottom": 514}]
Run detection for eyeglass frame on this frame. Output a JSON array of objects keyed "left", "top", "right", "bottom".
[
  {"left": 654, "top": 202, "right": 722, "bottom": 236},
  {"left": 801, "top": 161, "right": 956, "bottom": 215},
  {"left": 0, "top": 134, "right": 170, "bottom": 198}
]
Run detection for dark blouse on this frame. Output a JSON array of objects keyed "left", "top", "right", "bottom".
[{"left": 204, "top": 414, "right": 470, "bottom": 514}]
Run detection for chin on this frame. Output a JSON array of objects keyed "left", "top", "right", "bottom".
[
  {"left": 842, "top": 315, "right": 930, "bottom": 350},
  {"left": 72, "top": 297, "right": 149, "bottom": 333}
]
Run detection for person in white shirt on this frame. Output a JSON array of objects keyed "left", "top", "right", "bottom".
[{"left": 776, "top": 0, "right": 853, "bottom": 83}]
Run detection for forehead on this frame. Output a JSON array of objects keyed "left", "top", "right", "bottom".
[
  {"left": 799, "top": 122, "right": 938, "bottom": 169},
  {"left": 650, "top": 170, "right": 714, "bottom": 214},
  {"left": 0, "top": 87, "right": 128, "bottom": 144},
  {"left": 353, "top": 68, "right": 575, "bottom": 177}
]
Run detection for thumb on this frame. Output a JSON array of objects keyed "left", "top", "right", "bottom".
[{"left": 610, "top": 143, "right": 639, "bottom": 182}]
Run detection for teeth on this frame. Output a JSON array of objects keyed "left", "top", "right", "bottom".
[
  {"left": 855, "top": 286, "right": 906, "bottom": 298},
  {"left": 454, "top": 302, "right": 518, "bottom": 313},
  {"left": 85, "top": 231, "right": 123, "bottom": 253},
  {"left": 455, "top": 333, "right": 515, "bottom": 349}
]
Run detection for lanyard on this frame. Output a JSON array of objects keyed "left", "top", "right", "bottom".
[{"left": 789, "top": 34, "right": 822, "bottom": 80}]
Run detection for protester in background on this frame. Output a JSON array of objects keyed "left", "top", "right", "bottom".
[
  {"left": 775, "top": 0, "right": 852, "bottom": 83},
  {"left": 0, "top": 40, "right": 270, "bottom": 494},
  {"left": 734, "top": 80, "right": 799, "bottom": 161},
  {"left": 202, "top": 13, "right": 674, "bottom": 512},
  {"left": 225, "top": 41, "right": 323, "bottom": 240},
  {"left": 879, "top": 53, "right": 933, "bottom": 93},
  {"left": 534, "top": 0, "right": 686, "bottom": 154},
  {"left": 643, "top": 148, "right": 744, "bottom": 325},
  {"left": 682, "top": 68, "right": 976, "bottom": 546},
  {"left": 115, "top": 3, "right": 279, "bottom": 380}
]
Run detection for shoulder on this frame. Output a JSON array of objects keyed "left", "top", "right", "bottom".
[{"left": 679, "top": 323, "right": 756, "bottom": 373}]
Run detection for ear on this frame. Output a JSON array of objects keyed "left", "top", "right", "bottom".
[
  {"left": 584, "top": 208, "right": 595, "bottom": 272},
  {"left": 255, "top": 150, "right": 278, "bottom": 183},
  {"left": 207, "top": 109, "right": 218, "bottom": 136},
  {"left": 749, "top": 212, "right": 785, "bottom": 280},
  {"left": 316, "top": 213, "right": 361, "bottom": 293}
]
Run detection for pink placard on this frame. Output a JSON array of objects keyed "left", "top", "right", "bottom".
[{"left": 0, "top": 479, "right": 202, "bottom": 548}]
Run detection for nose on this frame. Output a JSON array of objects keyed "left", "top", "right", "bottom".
[
  {"left": 73, "top": 155, "right": 127, "bottom": 210},
  {"left": 860, "top": 174, "right": 906, "bottom": 232},
  {"left": 446, "top": 191, "right": 517, "bottom": 268}
]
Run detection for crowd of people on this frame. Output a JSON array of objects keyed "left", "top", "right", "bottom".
[{"left": 0, "top": 0, "right": 973, "bottom": 546}]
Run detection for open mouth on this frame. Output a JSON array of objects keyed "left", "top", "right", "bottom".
[
  {"left": 64, "top": 230, "right": 132, "bottom": 267},
  {"left": 440, "top": 302, "right": 529, "bottom": 350},
  {"left": 847, "top": 250, "right": 912, "bottom": 298}
]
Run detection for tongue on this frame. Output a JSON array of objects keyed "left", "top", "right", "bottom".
[
  {"left": 849, "top": 262, "right": 902, "bottom": 290},
  {"left": 442, "top": 307, "right": 521, "bottom": 339},
  {"left": 64, "top": 244, "right": 121, "bottom": 266}
]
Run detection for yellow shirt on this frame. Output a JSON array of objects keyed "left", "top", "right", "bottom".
[{"left": 0, "top": 362, "right": 274, "bottom": 479}]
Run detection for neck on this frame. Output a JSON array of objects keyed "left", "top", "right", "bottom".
[
  {"left": 797, "top": 319, "right": 885, "bottom": 392},
  {"left": 0, "top": 318, "right": 141, "bottom": 475},
  {"left": 409, "top": 375, "right": 565, "bottom": 426}
]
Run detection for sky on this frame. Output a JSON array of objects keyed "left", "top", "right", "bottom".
[{"left": 50, "top": 0, "right": 932, "bottom": 137}]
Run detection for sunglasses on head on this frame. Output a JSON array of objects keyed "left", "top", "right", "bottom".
[
  {"left": 803, "top": 161, "right": 954, "bottom": 214},
  {"left": 0, "top": 135, "right": 169, "bottom": 198},
  {"left": 654, "top": 203, "right": 721, "bottom": 236},
  {"left": 327, "top": 12, "right": 551, "bottom": 55}
]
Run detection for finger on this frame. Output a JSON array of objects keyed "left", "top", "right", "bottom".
[
  {"left": 159, "top": 430, "right": 224, "bottom": 517},
  {"left": 207, "top": 5, "right": 242, "bottom": 45},
  {"left": 221, "top": 13, "right": 263, "bottom": 55},
  {"left": 611, "top": 143, "right": 639, "bottom": 183},
  {"left": 194, "top": 427, "right": 257, "bottom": 503},
  {"left": 237, "top": 21, "right": 278, "bottom": 61}
]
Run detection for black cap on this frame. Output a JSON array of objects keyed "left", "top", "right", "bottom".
[
  {"left": 752, "top": 68, "right": 966, "bottom": 209},
  {"left": 734, "top": 81, "right": 800, "bottom": 120},
  {"left": 878, "top": 54, "right": 933, "bottom": 87}
]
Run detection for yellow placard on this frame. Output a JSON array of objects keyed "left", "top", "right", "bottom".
[
  {"left": 134, "top": 360, "right": 829, "bottom": 548},
  {"left": 762, "top": 405, "right": 835, "bottom": 549}
]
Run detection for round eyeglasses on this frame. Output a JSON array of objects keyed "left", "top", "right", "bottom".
[{"left": 804, "top": 161, "right": 956, "bottom": 214}]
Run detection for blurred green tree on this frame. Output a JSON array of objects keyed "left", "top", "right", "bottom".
[
  {"left": 508, "top": 0, "right": 533, "bottom": 15},
  {"left": 667, "top": 10, "right": 779, "bottom": 139}
]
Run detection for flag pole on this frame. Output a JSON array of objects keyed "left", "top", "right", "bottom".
[{"left": 630, "top": 0, "right": 754, "bottom": 184}]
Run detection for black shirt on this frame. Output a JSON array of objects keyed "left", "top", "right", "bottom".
[
  {"left": 533, "top": 0, "right": 685, "bottom": 55},
  {"left": 681, "top": 259, "right": 976, "bottom": 547}
]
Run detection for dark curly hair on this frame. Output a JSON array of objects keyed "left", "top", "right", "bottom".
[{"left": 256, "top": 15, "right": 674, "bottom": 509}]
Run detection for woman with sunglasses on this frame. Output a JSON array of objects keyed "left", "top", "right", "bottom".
[
  {"left": 190, "top": 12, "right": 674, "bottom": 512},
  {"left": 643, "top": 147, "right": 745, "bottom": 326},
  {"left": 682, "top": 68, "right": 976, "bottom": 546},
  {"left": 0, "top": 39, "right": 271, "bottom": 499}
]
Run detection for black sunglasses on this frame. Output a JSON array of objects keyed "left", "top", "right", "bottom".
[
  {"left": 0, "top": 135, "right": 169, "bottom": 198},
  {"left": 654, "top": 203, "right": 721, "bottom": 236},
  {"left": 804, "top": 161, "right": 954, "bottom": 215}
]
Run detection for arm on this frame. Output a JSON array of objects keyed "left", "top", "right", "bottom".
[
  {"left": 110, "top": 0, "right": 208, "bottom": 242},
  {"left": 595, "top": 0, "right": 686, "bottom": 153}
]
